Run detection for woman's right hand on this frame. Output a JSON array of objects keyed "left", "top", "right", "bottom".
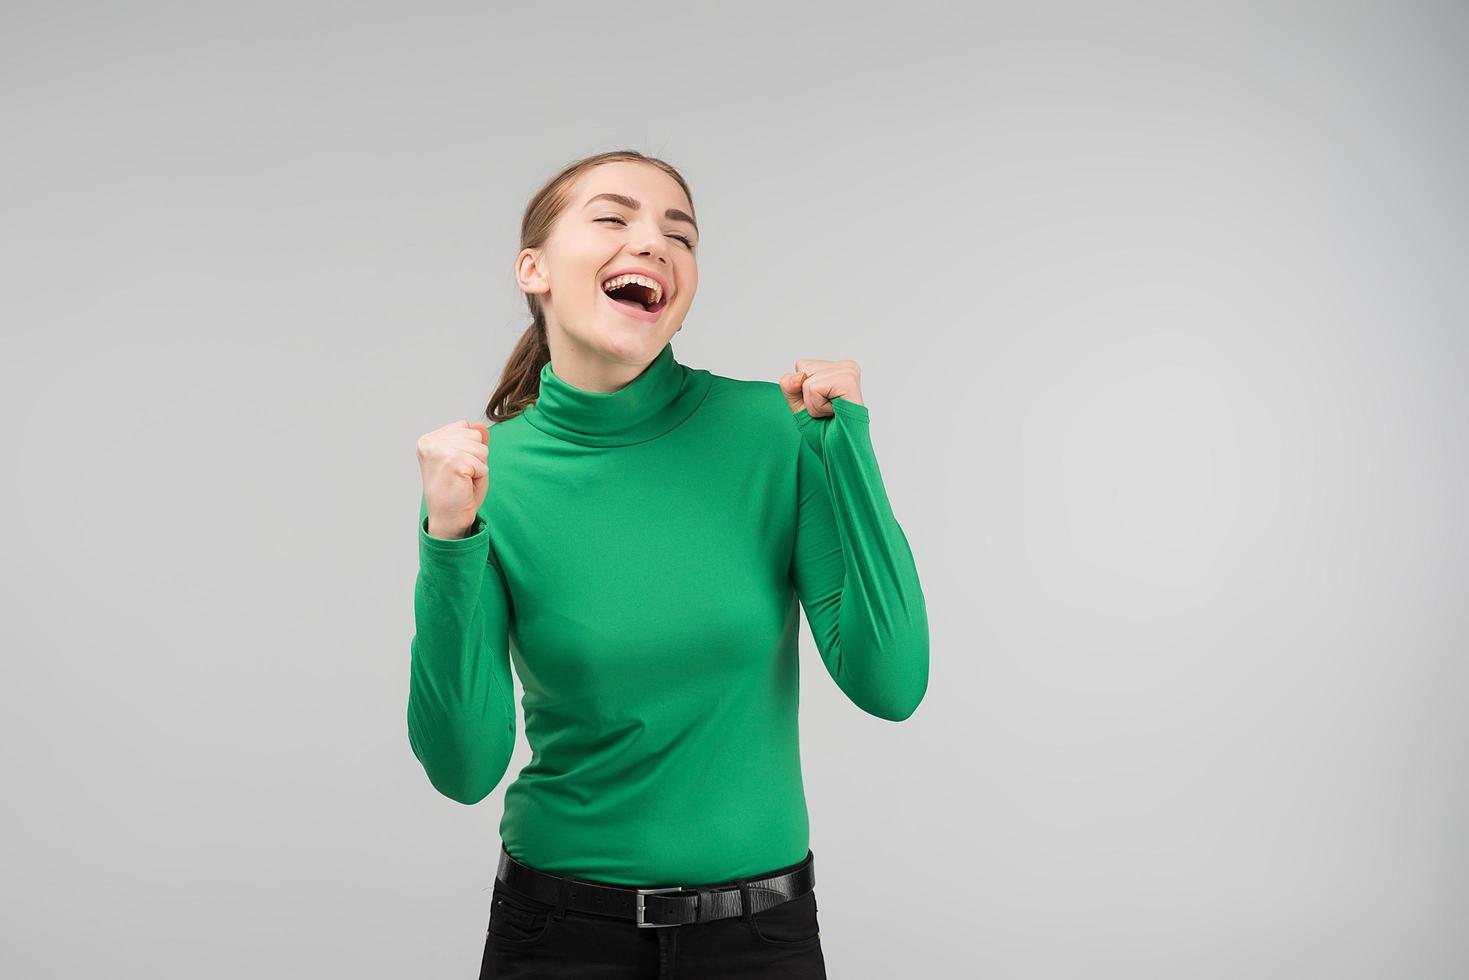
[{"left": 417, "top": 420, "right": 491, "bottom": 539}]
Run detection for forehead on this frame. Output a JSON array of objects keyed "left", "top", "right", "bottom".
[{"left": 573, "top": 160, "right": 690, "bottom": 210}]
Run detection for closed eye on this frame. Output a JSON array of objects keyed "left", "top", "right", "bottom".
[{"left": 595, "top": 215, "right": 695, "bottom": 249}]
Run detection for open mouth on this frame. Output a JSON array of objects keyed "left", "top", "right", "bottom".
[{"left": 600, "top": 278, "right": 668, "bottom": 314}]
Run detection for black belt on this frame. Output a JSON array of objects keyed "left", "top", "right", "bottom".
[{"left": 495, "top": 843, "right": 816, "bottom": 929}]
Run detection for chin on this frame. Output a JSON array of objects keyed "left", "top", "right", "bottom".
[
  {"left": 600, "top": 319, "right": 677, "bottom": 352},
  {"left": 590, "top": 326, "right": 664, "bottom": 362}
]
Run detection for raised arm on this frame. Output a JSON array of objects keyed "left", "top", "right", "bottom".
[
  {"left": 789, "top": 397, "right": 929, "bottom": 721},
  {"left": 407, "top": 492, "right": 517, "bottom": 804}
]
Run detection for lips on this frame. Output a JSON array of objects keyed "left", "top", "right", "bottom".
[{"left": 602, "top": 288, "right": 666, "bottom": 323}]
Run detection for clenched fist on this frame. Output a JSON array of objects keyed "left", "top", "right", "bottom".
[
  {"left": 417, "top": 420, "right": 491, "bottom": 539},
  {"left": 778, "top": 358, "right": 865, "bottom": 417}
]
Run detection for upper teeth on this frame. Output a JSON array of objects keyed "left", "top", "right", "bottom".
[{"left": 601, "top": 273, "right": 664, "bottom": 305}]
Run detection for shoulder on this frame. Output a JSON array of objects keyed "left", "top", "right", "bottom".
[
  {"left": 699, "top": 371, "right": 801, "bottom": 439},
  {"left": 478, "top": 409, "right": 536, "bottom": 459}
]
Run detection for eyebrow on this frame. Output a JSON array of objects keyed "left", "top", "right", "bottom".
[{"left": 582, "top": 192, "right": 698, "bottom": 234}]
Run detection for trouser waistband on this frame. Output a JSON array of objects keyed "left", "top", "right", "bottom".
[{"left": 495, "top": 843, "right": 816, "bottom": 928}]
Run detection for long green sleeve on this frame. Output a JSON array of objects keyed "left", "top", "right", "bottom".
[
  {"left": 790, "top": 397, "right": 929, "bottom": 721},
  {"left": 404, "top": 341, "right": 930, "bottom": 885},
  {"left": 407, "top": 492, "right": 517, "bottom": 805}
]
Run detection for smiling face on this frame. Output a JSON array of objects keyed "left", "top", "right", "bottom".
[{"left": 517, "top": 160, "right": 699, "bottom": 388}]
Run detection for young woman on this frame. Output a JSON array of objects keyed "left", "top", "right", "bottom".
[{"left": 409, "top": 150, "right": 929, "bottom": 979}]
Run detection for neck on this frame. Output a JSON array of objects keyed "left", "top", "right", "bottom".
[
  {"left": 539, "top": 336, "right": 653, "bottom": 394},
  {"left": 521, "top": 340, "right": 714, "bottom": 448}
]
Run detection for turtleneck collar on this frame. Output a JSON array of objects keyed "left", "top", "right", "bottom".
[{"left": 521, "top": 341, "right": 714, "bottom": 447}]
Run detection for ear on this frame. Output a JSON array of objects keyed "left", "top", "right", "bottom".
[{"left": 516, "top": 248, "right": 549, "bottom": 295}]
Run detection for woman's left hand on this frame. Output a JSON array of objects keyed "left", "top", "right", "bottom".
[{"left": 778, "top": 358, "right": 865, "bottom": 418}]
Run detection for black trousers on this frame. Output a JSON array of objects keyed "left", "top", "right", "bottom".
[{"left": 479, "top": 849, "right": 827, "bottom": 979}]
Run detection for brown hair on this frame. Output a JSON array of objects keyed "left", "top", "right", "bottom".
[{"left": 483, "top": 150, "right": 697, "bottom": 423}]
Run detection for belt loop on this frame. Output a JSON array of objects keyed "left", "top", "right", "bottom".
[
  {"left": 554, "top": 874, "right": 568, "bottom": 921},
  {"left": 736, "top": 879, "right": 754, "bottom": 924}
]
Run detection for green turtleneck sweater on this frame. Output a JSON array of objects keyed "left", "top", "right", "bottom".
[{"left": 408, "top": 341, "right": 928, "bottom": 885}]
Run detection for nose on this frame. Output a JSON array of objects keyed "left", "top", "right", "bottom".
[{"left": 631, "top": 231, "right": 670, "bottom": 264}]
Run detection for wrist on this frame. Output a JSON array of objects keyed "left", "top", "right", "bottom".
[{"left": 425, "top": 516, "right": 473, "bottom": 540}]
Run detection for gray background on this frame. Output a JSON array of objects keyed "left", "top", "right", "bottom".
[{"left": 3, "top": 1, "right": 1465, "bottom": 976}]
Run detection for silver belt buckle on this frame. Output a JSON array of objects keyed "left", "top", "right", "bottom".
[{"left": 635, "top": 886, "right": 690, "bottom": 928}]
